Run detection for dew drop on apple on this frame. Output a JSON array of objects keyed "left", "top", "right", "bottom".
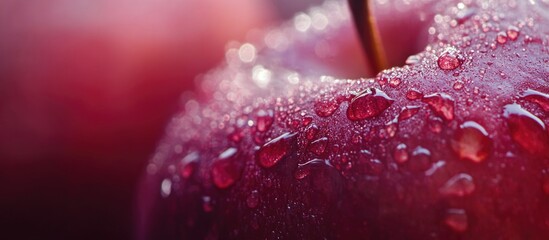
[
  {"left": 439, "top": 173, "right": 476, "bottom": 197},
  {"left": 314, "top": 97, "right": 340, "bottom": 117},
  {"left": 304, "top": 124, "right": 319, "bottom": 141},
  {"left": 409, "top": 146, "right": 432, "bottom": 172},
  {"left": 346, "top": 88, "right": 394, "bottom": 121},
  {"left": 506, "top": 26, "right": 520, "bottom": 40},
  {"left": 398, "top": 106, "right": 421, "bottom": 121},
  {"left": 309, "top": 137, "right": 328, "bottom": 155},
  {"left": 422, "top": 93, "right": 455, "bottom": 121},
  {"left": 406, "top": 89, "right": 423, "bottom": 100},
  {"left": 521, "top": 89, "right": 549, "bottom": 112},
  {"left": 160, "top": 178, "right": 172, "bottom": 198},
  {"left": 180, "top": 152, "right": 199, "bottom": 179},
  {"left": 444, "top": 208, "right": 468, "bottom": 232},
  {"left": 302, "top": 116, "right": 313, "bottom": 126},
  {"left": 257, "top": 132, "right": 297, "bottom": 168},
  {"left": 294, "top": 159, "right": 331, "bottom": 180},
  {"left": 211, "top": 147, "right": 242, "bottom": 189},
  {"left": 246, "top": 190, "right": 260, "bottom": 209},
  {"left": 437, "top": 47, "right": 465, "bottom": 70},
  {"left": 388, "top": 77, "right": 402, "bottom": 88},
  {"left": 256, "top": 109, "right": 274, "bottom": 132},
  {"left": 496, "top": 31, "right": 508, "bottom": 44},
  {"left": 453, "top": 80, "right": 464, "bottom": 90},
  {"left": 393, "top": 143, "right": 409, "bottom": 164},
  {"left": 428, "top": 116, "right": 444, "bottom": 133},
  {"left": 503, "top": 104, "right": 549, "bottom": 157},
  {"left": 450, "top": 121, "right": 492, "bottom": 163}
]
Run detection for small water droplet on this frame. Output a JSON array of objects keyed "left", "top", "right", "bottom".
[
  {"left": 521, "top": 89, "right": 549, "bottom": 112},
  {"left": 302, "top": 116, "right": 314, "bottom": 126},
  {"left": 506, "top": 26, "right": 520, "bottom": 40},
  {"left": 211, "top": 148, "right": 242, "bottom": 189},
  {"left": 160, "top": 178, "right": 172, "bottom": 198},
  {"left": 439, "top": 173, "right": 476, "bottom": 197},
  {"left": 456, "top": 8, "right": 476, "bottom": 24},
  {"left": 385, "top": 121, "right": 398, "bottom": 138},
  {"left": 180, "top": 152, "right": 199, "bottom": 178},
  {"left": 246, "top": 190, "right": 260, "bottom": 208},
  {"left": 314, "top": 96, "right": 340, "bottom": 117},
  {"left": 451, "top": 121, "right": 492, "bottom": 163},
  {"left": 294, "top": 159, "right": 332, "bottom": 180},
  {"left": 309, "top": 137, "right": 328, "bottom": 155},
  {"left": 406, "top": 89, "right": 424, "bottom": 100},
  {"left": 409, "top": 146, "right": 432, "bottom": 172},
  {"left": 437, "top": 47, "right": 465, "bottom": 70},
  {"left": 503, "top": 104, "right": 549, "bottom": 157},
  {"left": 304, "top": 124, "right": 319, "bottom": 141},
  {"left": 202, "top": 196, "right": 214, "bottom": 212},
  {"left": 398, "top": 106, "right": 421, "bottom": 121},
  {"left": 394, "top": 143, "right": 409, "bottom": 164},
  {"left": 453, "top": 80, "right": 464, "bottom": 90},
  {"left": 444, "top": 209, "right": 468, "bottom": 232},
  {"left": 347, "top": 88, "right": 394, "bottom": 121},
  {"left": 422, "top": 93, "right": 455, "bottom": 121},
  {"left": 256, "top": 109, "right": 274, "bottom": 132},
  {"left": 388, "top": 78, "right": 402, "bottom": 88},
  {"left": 257, "top": 132, "right": 297, "bottom": 168},
  {"left": 496, "top": 31, "right": 508, "bottom": 44}
]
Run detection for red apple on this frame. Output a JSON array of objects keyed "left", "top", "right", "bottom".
[{"left": 138, "top": 0, "right": 549, "bottom": 239}]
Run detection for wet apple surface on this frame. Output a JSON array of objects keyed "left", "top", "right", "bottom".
[{"left": 137, "top": 0, "right": 549, "bottom": 239}]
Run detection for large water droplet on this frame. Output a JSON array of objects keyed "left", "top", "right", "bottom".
[
  {"left": 437, "top": 47, "right": 465, "bottom": 70},
  {"left": 439, "top": 173, "right": 476, "bottom": 197},
  {"left": 521, "top": 89, "right": 549, "bottom": 112},
  {"left": 256, "top": 109, "right": 274, "bottom": 132},
  {"left": 309, "top": 137, "right": 328, "bottom": 155},
  {"left": 444, "top": 209, "right": 468, "bottom": 232},
  {"left": 503, "top": 104, "right": 549, "bottom": 157},
  {"left": 211, "top": 148, "right": 242, "bottom": 189},
  {"left": 451, "top": 121, "right": 492, "bottom": 163},
  {"left": 160, "top": 178, "right": 172, "bottom": 198},
  {"left": 398, "top": 106, "right": 421, "bottom": 121},
  {"left": 409, "top": 146, "right": 432, "bottom": 172},
  {"left": 347, "top": 88, "right": 394, "bottom": 121},
  {"left": 422, "top": 93, "right": 455, "bottom": 121},
  {"left": 180, "top": 152, "right": 199, "bottom": 179},
  {"left": 257, "top": 132, "right": 297, "bottom": 168},
  {"left": 304, "top": 124, "right": 319, "bottom": 141},
  {"left": 314, "top": 96, "right": 340, "bottom": 117}
]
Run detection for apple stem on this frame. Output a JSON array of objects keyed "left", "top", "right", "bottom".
[{"left": 348, "top": 0, "right": 389, "bottom": 75}]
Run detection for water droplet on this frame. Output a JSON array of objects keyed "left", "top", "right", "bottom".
[
  {"left": 398, "top": 106, "right": 421, "bottom": 121},
  {"left": 439, "top": 173, "right": 476, "bottom": 197},
  {"left": 456, "top": 8, "right": 476, "bottom": 24},
  {"left": 506, "top": 26, "right": 520, "bottom": 41},
  {"left": 453, "top": 80, "right": 464, "bottom": 90},
  {"left": 451, "top": 121, "right": 492, "bottom": 163},
  {"left": 304, "top": 124, "right": 319, "bottom": 141},
  {"left": 246, "top": 190, "right": 260, "bottom": 208},
  {"left": 160, "top": 178, "right": 172, "bottom": 198},
  {"left": 428, "top": 116, "right": 444, "bottom": 133},
  {"left": 180, "top": 152, "right": 199, "bottom": 179},
  {"left": 444, "top": 209, "right": 468, "bottom": 232},
  {"left": 257, "top": 132, "right": 297, "bottom": 168},
  {"left": 409, "top": 146, "right": 432, "bottom": 172},
  {"left": 437, "top": 47, "right": 465, "bottom": 70},
  {"left": 256, "top": 109, "right": 274, "bottom": 132},
  {"left": 496, "top": 31, "right": 508, "bottom": 44},
  {"left": 422, "top": 93, "right": 455, "bottom": 121},
  {"left": 521, "top": 89, "right": 549, "bottom": 112},
  {"left": 211, "top": 148, "right": 243, "bottom": 189},
  {"left": 347, "top": 88, "right": 394, "bottom": 121},
  {"left": 385, "top": 121, "right": 398, "bottom": 138},
  {"left": 394, "top": 143, "right": 409, "bottom": 164},
  {"left": 406, "top": 89, "right": 424, "bottom": 100},
  {"left": 503, "top": 104, "right": 549, "bottom": 157},
  {"left": 314, "top": 96, "right": 340, "bottom": 117},
  {"left": 302, "top": 116, "right": 314, "bottom": 126},
  {"left": 294, "top": 159, "right": 332, "bottom": 180},
  {"left": 202, "top": 196, "right": 214, "bottom": 212},
  {"left": 309, "top": 137, "right": 328, "bottom": 155},
  {"left": 388, "top": 78, "right": 402, "bottom": 88}
]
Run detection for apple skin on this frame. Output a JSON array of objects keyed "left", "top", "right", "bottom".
[
  {"left": 0, "top": 0, "right": 273, "bottom": 238},
  {"left": 138, "top": 0, "right": 549, "bottom": 239}
]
